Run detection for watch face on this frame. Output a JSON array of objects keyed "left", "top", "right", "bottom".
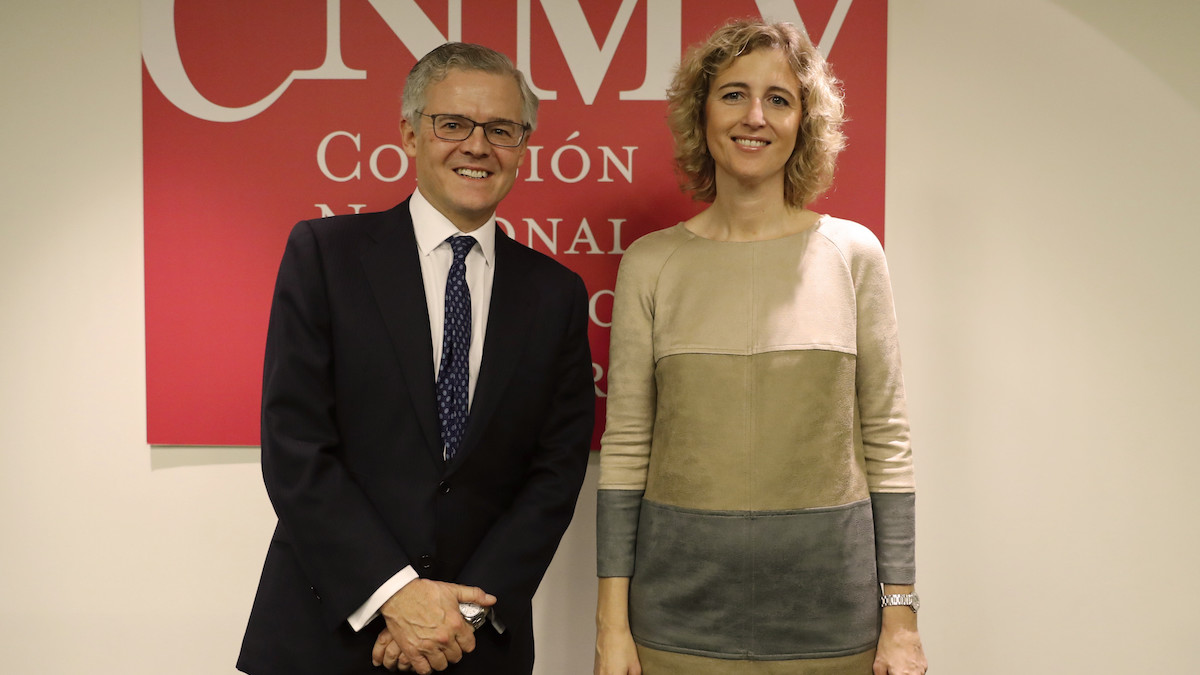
[{"left": 459, "top": 602, "right": 487, "bottom": 628}]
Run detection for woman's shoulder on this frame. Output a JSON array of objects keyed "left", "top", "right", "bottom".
[
  {"left": 622, "top": 223, "right": 694, "bottom": 263},
  {"left": 615, "top": 223, "right": 694, "bottom": 286},
  {"left": 814, "top": 215, "right": 886, "bottom": 261},
  {"left": 815, "top": 215, "right": 881, "bottom": 247}
]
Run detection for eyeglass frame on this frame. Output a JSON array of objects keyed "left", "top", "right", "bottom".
[{"left": 418, "top": 112, "right": 530, "bottom": 148}]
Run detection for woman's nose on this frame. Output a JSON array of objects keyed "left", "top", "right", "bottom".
[{"left": 744, "top": 98, "right": 766, "bottom": 127}]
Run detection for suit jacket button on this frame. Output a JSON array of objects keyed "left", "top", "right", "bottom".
[
  {"left": 438, "top": 481, "right": 451, "bottom": 494},
  {"left": 419, "top": 555, "right": 434, "bottom": 570}
]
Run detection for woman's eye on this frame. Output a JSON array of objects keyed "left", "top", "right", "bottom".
[
  {"left": 770, "top": 95, "right": 790, "bottom": 106},
  {"left": 722, "top": 91, "right": 743, "bottom": 101}
]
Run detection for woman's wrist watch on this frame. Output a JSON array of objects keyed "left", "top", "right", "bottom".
[
  {"left": 880, "top": 591, "right": 920, "bottom": 613},
  {"left": 459, "top": 602, "right": 490, "bottom": 630}
]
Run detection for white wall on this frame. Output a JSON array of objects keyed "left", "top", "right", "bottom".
[
  {"left": 887, "top": 1, "right": 1200, "bottom": 671},
  {"left": 2, "top": 1, "right": 1197, "bottom": 672}
]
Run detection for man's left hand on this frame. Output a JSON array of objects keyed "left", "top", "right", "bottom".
[{"left": 373, "top": 627, "right": 412, "bottom": 671}]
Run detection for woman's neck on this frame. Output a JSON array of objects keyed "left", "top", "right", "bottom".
[{"left": 692, "top": 184, "right": 818, "bottom": 242}]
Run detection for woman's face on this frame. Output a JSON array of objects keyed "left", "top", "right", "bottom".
[{"left": 704, "top": 47, "right": 802, "bottom": 192}]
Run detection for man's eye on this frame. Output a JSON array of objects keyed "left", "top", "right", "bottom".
[
  {"left": 441, "top": 121, "right": 462, "bottom": 131},
  {"left": 490, "top": 127, "right": 513, "bottom": 138}
]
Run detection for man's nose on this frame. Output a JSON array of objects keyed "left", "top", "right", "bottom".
[{"left": 459, "top": 125, "right": 491, "bottom": 153}]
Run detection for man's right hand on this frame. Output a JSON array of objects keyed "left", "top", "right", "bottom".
[{"left": 375, "top": 578, "right": 496, "bottom": 674}]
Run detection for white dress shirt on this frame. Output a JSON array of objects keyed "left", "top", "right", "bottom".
[{"left": 347, "top": 187, "right": 497, "bottom": 631}]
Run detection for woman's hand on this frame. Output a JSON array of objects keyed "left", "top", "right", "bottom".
[
  {"left": 595, "top": 577, "right": 641, "bottom": 675},
  {"left": 594, "top": 625, "right": 642, "bottom": 675},
  {"left": 872, "top": 588, "right": 927, "bottom": 675},
  {"left": 873, "top": 622, "right": 926, "bottom": 674}
]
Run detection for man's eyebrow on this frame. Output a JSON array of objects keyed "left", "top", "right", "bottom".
[
  {"left": 487, "top": 116, "right": 526, "bottom": 126},
  {"left": 435, "top": 113, "right": 525, "bottom": 126}
]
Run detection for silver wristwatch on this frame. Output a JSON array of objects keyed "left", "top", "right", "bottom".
[
  {"left": 880, "top": 590, "right": 920, "bottom": 613},
  {"left": 459, "top": 602, "right": 490, "bottom": 630}
]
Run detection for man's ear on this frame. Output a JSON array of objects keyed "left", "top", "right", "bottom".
[{"left": 400, "top": 117, "right": 418, "bottom": 157}]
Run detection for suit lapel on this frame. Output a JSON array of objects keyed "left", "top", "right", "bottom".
[
  {"left": 360, "top": 200, "right": 444, "bottom": 465},
  {"left": 450, "top": 232, "right": 536, "bottom": 470}
]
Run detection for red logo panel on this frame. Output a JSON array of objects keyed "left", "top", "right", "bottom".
[{"left": 143, "top": 0, "right": 887, "bottom": 446}]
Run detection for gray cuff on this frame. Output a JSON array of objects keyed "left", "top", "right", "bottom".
[
  {"left": 871, "top": 491, "right": 916, "bottom": 584},
  {"left": 596, "top": 489, "right": 643, "bottom": 577}
]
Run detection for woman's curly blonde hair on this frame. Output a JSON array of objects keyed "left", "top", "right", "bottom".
[{"left": 667, "top": 19, "right": 845, "bottom": 208}]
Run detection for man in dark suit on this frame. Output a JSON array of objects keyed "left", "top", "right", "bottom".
[{"left": 237, "top": 42, "right": 594, "bottom": 675}]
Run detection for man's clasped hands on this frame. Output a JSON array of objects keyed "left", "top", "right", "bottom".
[{"left": 372, "top": 578, "right": 496, "bottom": 674}]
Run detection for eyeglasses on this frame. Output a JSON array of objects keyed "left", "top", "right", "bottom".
[{"left": 419, "top": 113, "right": 529, "bottom": 148}]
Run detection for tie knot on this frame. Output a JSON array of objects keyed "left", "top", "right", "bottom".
[{"left": 447, "top": 235, "right": 476, "bottom": 262}]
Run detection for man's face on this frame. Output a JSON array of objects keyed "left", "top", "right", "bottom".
[{"left": 401, "top": 69, "right": 528, "bottom": 232}]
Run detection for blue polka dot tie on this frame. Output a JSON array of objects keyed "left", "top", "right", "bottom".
[{"left": 437, "top": 235, "right": 476, "bottom": 460}]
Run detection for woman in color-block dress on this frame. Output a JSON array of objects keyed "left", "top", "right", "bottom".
[{"left": 594, "top": 19, "right": 927, "bottom": 675}]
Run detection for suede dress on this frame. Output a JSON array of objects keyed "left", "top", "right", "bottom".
[{"left": 597, "top": 217, "right": 917, "bottom": 674}]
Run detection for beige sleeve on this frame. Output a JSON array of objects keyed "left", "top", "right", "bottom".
[
  {"left": 836, "top": 221, "right": 917, "bottom": 583},
  {"left": 844, "top": 224, "right": 916, "bottom": 494},
  {"left": 598, "top": 237, "right": 665, "bottom": 492},
  {"left": 596, "top": 233, "right": 675, "bottom": 577}
]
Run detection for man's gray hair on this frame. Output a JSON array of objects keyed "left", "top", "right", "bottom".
[{"left": 401, "top": 42, "right": 539, "bottom": 131}]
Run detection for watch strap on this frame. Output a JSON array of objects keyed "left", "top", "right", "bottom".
[{"left": 880, "top": 591, "right": 920, "bottom": 613}]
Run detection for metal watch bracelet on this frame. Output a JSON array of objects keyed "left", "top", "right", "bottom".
[{"left": 880, "top": 590, "right": 920, "bottom": 613}]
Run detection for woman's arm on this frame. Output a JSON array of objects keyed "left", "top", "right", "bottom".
[
  {"left": 840, "top": 223, "right": 925, "bottom": 674},
  {"left": 595, "top": 235, "right": 674, "bottom": 675}
]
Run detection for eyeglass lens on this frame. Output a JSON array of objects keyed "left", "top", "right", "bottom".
[{"left": 431, "top": 115, "right": 525, "bottom": 147}]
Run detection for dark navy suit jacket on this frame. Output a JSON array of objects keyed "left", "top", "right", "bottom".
[{"left": 238, "top": 200, "right": 594, "bottom": 675}]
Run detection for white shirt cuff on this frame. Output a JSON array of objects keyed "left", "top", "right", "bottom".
[{"left": 347, "top": 565, "right": 420, "bottom": 632}]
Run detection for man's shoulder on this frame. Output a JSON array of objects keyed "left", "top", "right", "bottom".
[
  {"left": 496, "top": 233, "right": 582, "bottom": 283},
  {"left": 281, "top": 202, "right": 413, "bottom": 265},
  {"left": 301, "top": 201, "right": 409, "bottom": 239}
]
